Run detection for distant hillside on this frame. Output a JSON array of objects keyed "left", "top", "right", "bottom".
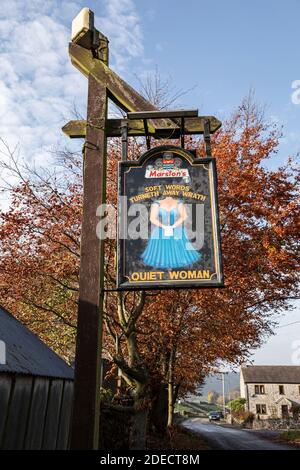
[
  {"left": 187, "top": 371, "right": 240, "bottom": 401},
  {"left": 176, "top": 400, "right": 222, "bottom": 417}
]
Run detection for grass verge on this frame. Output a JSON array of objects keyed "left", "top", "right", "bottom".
[
  {"left": 147, "top": 425, "right": 211, "bottom": 450},
  {"left": 275, "top": 430, "right": 300, "bottom": 446}
]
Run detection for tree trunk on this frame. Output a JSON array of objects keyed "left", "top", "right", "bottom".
[
  {"left": 167, "top": 380, "right": 174, "bottom": 427},
  {"left": 130, "top": 379, "right": 149, "bottom": 449},
  {"left": 114, "top": 292, "right": 149, "bottom": 449},
  {"left": 167, "top": 348, "right": 175, "bottom": 427},
  {"left": 130, "top": 407, "right": 148, "bottom": 449},
  {"left": 148, "top": 383, "right": 168, "bottom": 433}
]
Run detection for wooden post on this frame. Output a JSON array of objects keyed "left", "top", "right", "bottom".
[
  {"left": 65, "top": 11, "right": 223, "bottom": 450},
  {"left": 70, "top": 74, "right": 107, "bottom": 450}
]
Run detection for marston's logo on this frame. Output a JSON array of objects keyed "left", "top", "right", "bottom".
[
  {"left": 145, "top": 168, "right": 189, "bottom": 178},
  {"left": 145, "top": 152, "right": 190, "bottom": 179}
]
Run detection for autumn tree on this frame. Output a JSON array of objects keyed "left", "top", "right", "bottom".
[
  {"left": 207, "top": 391, "right": 219, "bottom": 404},
  {"left": 0, "top": 93, "right": 299, "bottom": 437},
  {"left": 0, "top": 143, "right": 81, "bottom": 360},
  {"left": 133, "top": 95, "right": 300, "bottom": 427}
]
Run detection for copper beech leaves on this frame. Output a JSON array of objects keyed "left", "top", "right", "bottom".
[{"left": 0, "top": 97, "right": 299, "bottom": 399}]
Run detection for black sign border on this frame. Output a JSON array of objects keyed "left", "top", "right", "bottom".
[{"left": 117, "top": 145, "right": 224, "bottom": 290}]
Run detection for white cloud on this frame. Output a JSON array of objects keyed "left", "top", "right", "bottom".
[
  {"left": 96, "top": 0, "right": 144, "bottom": 71},
  {"left": 0, "top": 1, "right": 85, "bottom": 165},
  {"left": 0, "top": 0, "right": 144, "bottom": 174}
]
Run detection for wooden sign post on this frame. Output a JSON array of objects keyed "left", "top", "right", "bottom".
[{"left": 64, "top": 8, "right": 222, "bottom": 450}]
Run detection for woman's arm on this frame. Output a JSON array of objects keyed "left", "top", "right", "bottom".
[
  {"left": 172, "top": 202, "right": 188, "bottom": 228},
  {"left": 150, "top": 203, "right": 164, "bottom": 227}
]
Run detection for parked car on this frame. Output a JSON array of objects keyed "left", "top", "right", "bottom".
[{"left": 208, "top": 411, "right": 223, "bottom": 422}]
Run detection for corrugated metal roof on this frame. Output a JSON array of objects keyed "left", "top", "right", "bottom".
[
  {"left": 241, "top": 365, "right": 300, "bottom": 384},
  {"left": 0, "top": 306, "right": 74, "bottom": 379}
]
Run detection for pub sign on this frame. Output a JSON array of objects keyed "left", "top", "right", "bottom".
[{"left": 117, "top": 145, "right": 223, "bottom": 290}]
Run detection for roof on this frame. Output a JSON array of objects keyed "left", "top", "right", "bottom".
[
  {"left": 275, "top": 397, "right": 300, "bottom": 408},
  {"left": 0, "top": 306, "right": 74, "bottom": 379},
  {"left": 241, "top": 365, "right": 300, "bottom": 384}
]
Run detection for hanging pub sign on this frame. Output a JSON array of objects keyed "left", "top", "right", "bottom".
[{"left": 117, "top": 145, "right": 223, "bottom": 290}]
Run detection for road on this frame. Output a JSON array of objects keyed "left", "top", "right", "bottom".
[{"left": 182, "top": 418, "right": 296, "bottom": 450}]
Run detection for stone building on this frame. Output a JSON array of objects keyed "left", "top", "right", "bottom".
[{"left": 240, "top": 365, "right": 300, "bottom": 420}]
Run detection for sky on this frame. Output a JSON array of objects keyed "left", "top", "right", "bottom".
[{"left": 0, "top": 0, "right": 299, "bottom": 366}]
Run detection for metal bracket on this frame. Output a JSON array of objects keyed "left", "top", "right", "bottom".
[
  {"left": 121, "top": 120, "right": 128, "bottom": 161},
  {"left": 204, "top": 119, "right": 212, "bottom": 157},
  {"left": 180, "top": 117, "right": 185, "bottom": 149},
  {"left": 127, "top": 110, "right": 199, "bottom": 151},
  {"left": 143, "top": 119, "right": 151, "bottom": 150}
]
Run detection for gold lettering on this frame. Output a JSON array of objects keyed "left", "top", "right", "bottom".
[
  {"left": 168, "top": 270, "right": 211, "bottom": 280},
  {"left": 131, "top": 270, "right": 210, "bottom": 282},
  {"left": 187, "top": 270, "right": 197, "bottom": 279},
  {"left": 130, "top": 271, "right": 165, "bottom": 282},
  {"left": 169, "top": 271, "right": 180, "bottom": 280}
]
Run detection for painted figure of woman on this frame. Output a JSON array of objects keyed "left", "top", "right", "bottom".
[{"left": 142, "top": 197, "right": 201, "bottom": 269}]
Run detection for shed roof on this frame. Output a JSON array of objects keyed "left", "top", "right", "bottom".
[
  {"left": 241, "top": 365, "right": 300, "bottom": 384},
  {"left": 0, "top": 306, "right": 74, "bottom": 379}
]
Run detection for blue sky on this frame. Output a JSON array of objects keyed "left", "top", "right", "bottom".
[{"left": 0, "top": 0, "right": 299, "bottom": 366}]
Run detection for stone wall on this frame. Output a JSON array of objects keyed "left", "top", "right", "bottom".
[{"left": 252, "top": 418, "right": 300, "bottom": 430}]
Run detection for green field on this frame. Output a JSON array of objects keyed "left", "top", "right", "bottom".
[{"left": 175, "top": 400, "right": 222, "bottom": 417}]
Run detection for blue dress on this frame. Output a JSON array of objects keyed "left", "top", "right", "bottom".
[{"left": 142, "top": 202, "right": 201, "bottom": 269}]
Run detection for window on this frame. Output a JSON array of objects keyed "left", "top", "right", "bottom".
[
  {"left": 279, "top": 385, "right": 285, "bottom": 395},
  {"left": 254, "top": 384, "right": 265, "bottom": 395},
  {"left": 256, "top": 404, "right": 267, "bottom": 414}
]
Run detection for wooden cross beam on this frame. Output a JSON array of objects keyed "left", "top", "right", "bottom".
[
  {"left": 64, "top": 43, "right": 222, "bottom": 139},
  {"left": 62, "top": 115, "right": 222, "bottom": 139}
]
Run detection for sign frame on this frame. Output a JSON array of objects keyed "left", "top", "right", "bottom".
[{"left": 117, "top": 145, "right": 224, "bottom": 290}]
